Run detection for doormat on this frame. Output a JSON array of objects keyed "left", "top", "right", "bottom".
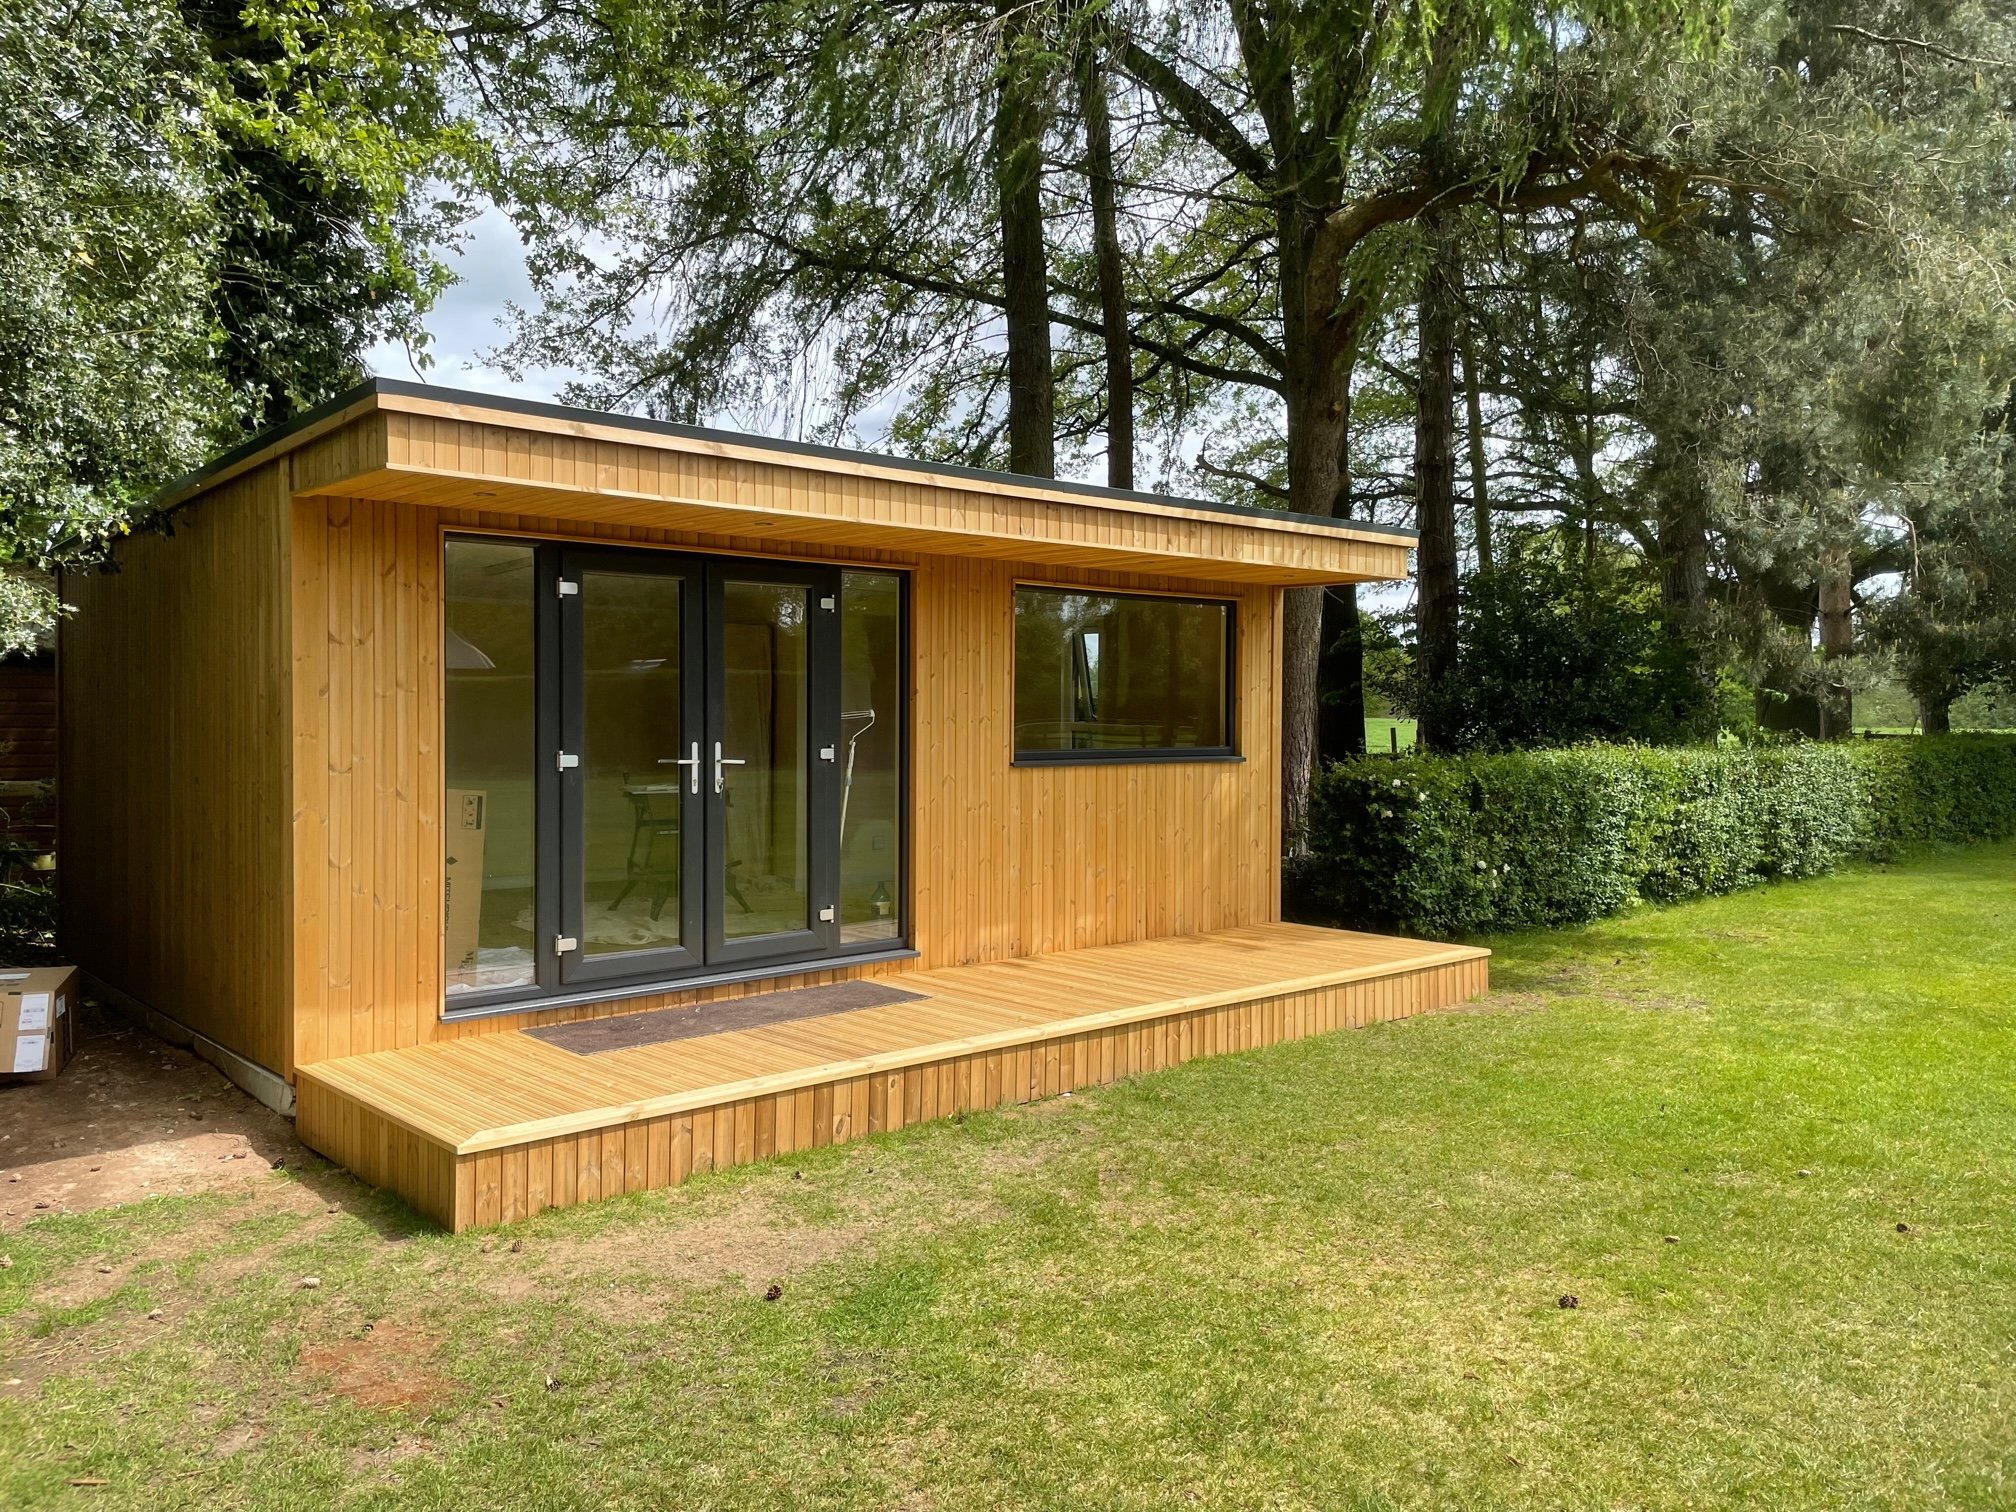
[{"left": 526, "top": 979, "right": 928, "bottom": 1056}]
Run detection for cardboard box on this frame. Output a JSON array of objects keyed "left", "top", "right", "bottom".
[
  {"left": 1, "top": 964, "right": 78, "bottom": 1083},
  {"left": 443, "top": 788, "right": 489, "bottom": 975}
]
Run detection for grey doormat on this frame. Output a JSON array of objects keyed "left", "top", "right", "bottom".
[{"left": 527, "top": 979, "right": 928, "bottom": 1056}]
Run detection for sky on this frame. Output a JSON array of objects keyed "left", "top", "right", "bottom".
[{"left": 364, "top": 203, "right": 569, "bottom": 400}]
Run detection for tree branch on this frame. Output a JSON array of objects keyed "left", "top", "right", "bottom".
[
  {"left": 1115, "top": 40, "right": 1274, "bottom": 187},
  {"left": 1824, "top": 23, "right": 2016, "bottom": 69},
  {"left": 1195, "top": 454, "right": 1289, "bottom": 500}
]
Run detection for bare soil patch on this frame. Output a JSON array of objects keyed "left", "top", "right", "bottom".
[
  {"left": 0, "top": 1002, "right": 308, "bottom": 1229},
  {"left": 299, "top": 1321, "right": 454, "bottom": 1411}
]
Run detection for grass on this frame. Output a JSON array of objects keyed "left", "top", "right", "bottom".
[
  {"left": 4, "top": 844, "right": 2014, "bottom": 1510},
  {"left": 1365, "top": 715, "right": 1418, "bottom": 753}
]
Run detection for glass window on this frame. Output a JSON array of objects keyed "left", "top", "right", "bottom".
[
  {"left": 838, "top": 572, "right": 903, "bottom": 943},
  {"left": 579, "top": 565, "right": 688, "bottom": 957},
  {"left": 720, "top": 580, "right": 811, "bottom": 940},
  {"left": 1013, "top": 587, "right": 1233, "bottom": 758},
  {"left": 443, "top": 539, "right": 539, "bottom": 995}
]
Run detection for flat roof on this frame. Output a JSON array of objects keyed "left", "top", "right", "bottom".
[{"left": 159, "top": 378, "right": 1417, "bottom": 546}]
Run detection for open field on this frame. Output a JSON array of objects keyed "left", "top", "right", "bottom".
[
  {"left": 2, "top": 844, "right": 2012, "bottom": 1510},
  {"left": 1365, "top": 715, "right": 1418, "bottom": 753}
]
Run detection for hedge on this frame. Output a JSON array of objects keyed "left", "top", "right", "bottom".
[{"left": 1289, "top": 734, "right": 2016, "bottom": 937}]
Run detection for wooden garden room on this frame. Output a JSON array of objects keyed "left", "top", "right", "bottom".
[{"left": 58, "top": 379, "right": 1488, "bottom": 1229}]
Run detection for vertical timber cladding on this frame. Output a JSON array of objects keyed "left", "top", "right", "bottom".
[
  {"left": 910, "top": 556, "right": 1282, "bottom": 964},
  {"left": 59, "top": 460, "right": 295, "bottom": 1076},
  {"left": 290, "top": 497, "right": 1284, "bottom": 1064}
]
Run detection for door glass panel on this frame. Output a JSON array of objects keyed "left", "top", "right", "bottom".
[
  {"left": 443, "top": 539, "right": 538, "bottom": 996},
  {"left": 581, "top": 567, "right": 688, "bottom": 956},
  {"left": 839, "top": 572, "right": 902, "bottom": 943},
  {"left": 721, "top": 581, "right": 809, "bottom": 939}
]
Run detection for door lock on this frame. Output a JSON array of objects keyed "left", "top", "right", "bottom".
[
  {"left": 658, "top": 740, "right": 702, "bottom": 795},
  {"left": 713, "top": 740, "right": 746, "bottom": 794}
]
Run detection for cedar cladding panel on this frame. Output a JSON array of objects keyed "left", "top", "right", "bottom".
[
  {"left": 58, "top": 461, "right": 294, "bottom": 1073},
  {"left": 272, "top": 408, "right": 1407, "bottom": 586},
  {"left": 289, "top": 498, "right": 1283, "bottom": 1064}
]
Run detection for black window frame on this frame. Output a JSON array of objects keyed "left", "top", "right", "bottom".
[
  {"left": 1010, "top": 582, "right": 1241, "bottom": 765},
  {"left": 439, "top": 532, "right": 913, "bottom": 1021}
]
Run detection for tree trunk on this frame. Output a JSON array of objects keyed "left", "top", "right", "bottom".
[
  {"left": 1075, "top": 38, "right": 1133, "bottom": 490},
  {"left": 1657, "top": 477, "right": 1709, "bottom": 621},
  {"left": 1413, "top": 217, "right": 1462, "bottom": 752},
  {"left": 1578, "top": 353, "right": 1599, "bottom": 565},
  {"left": 1276, "top": 218, "right": 1362, "bottom": 848},
  {"left": 1754, "top": 570, "right": 1824, "bottom": 738},
  {"left": 1921, "top": 696, "right": 1953, "bottom": 735},
  {"left": 1817, "top": 546, "right": 1853, "bottom": 738},
  {"left": 1657, "top": 472, "right": 1715, "bottom": 728},
  {"left": 994, "top": 0, "right": 1054, "bottom": 478},
  {"left": 1226, "top": 0, "right": 1363, "bottom": 848},
  {"left": 1461, "top": 322, "right": 1492, "bottom": 575}
]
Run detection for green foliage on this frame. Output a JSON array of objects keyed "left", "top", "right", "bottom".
[
  {"left": 0, "top": 0, "right": 225, "bottom": 636},
  {"left": 1394, "top": 529, "right": 1712, "bottom": 749},
  {"left": 196, "top": 0, "right": 473, "bottom": 433},
  {"left": 1292, "top": 735, "right": 2016, "bottom": 934},
  {"left": 1854, "top": 734, "right": 2016, "bottom": 856},
  {"left": 0, "top": 869, "right": 56, "bottom": 963},
  {"left": 0, "top": 0, "right": 466, "bottom": 646}
]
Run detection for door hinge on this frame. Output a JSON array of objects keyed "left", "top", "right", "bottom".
[
  {"left": 555, "top": 935, "right": 579, "bottom": 954},
  {"left": 557, "top": 751, "right": 580, "bottom": 772},
  {"left": 558, "top": 579, "right": 579, "bottom": 598},
  {"left": 819, "top": 595, "right": 836, "bottom": 611},
  {"left": 817, "top": 906, "right": 836, "bottom": 923},
  {"left": 818, "top": 745, "right": 836, "bottom": 761}
]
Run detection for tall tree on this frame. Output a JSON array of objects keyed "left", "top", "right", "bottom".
[
  {"left": 0, "top": 0, "right": 221, "bottom": 648},
  {"left": 1074, "top": 27, "right": 1134, "bottom": 489},
  {"left": 993, "top": 0, "right": 1057, "bottom": 476},
  {"left": 184, "top": 0, "right": 466, "bottom": 431},
  {"left": 1412, "top": 226, "right": 1463, "bottom": 751},
  {"left": 0, "top": 0, "right": 465, "bottom": 646}
]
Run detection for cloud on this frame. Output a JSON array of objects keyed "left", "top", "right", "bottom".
[{"left": 366, "top": 199, "right": 581, "bottom": 400}]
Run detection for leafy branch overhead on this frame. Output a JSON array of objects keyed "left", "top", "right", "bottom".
[{"left": 0, "top": 0, "right": 470, "bottom": 645}]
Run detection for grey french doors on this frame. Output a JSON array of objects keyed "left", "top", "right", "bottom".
[
  {"left": 555, "top": 548, "right": 840, "bottom": 988},
  {"left": 442, "top": 533, "right": 904, "bottom": 1012}
]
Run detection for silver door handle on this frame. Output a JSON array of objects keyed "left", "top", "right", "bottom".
[
  {"left": 713, "top": 740, "right": 746, "bottom": 794},
  {"left": 658, "top": 741, "right": 701, "bottom": 795}
]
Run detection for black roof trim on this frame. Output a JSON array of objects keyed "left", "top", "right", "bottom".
[{"left": 158, "top": 377, "right": 1420, "bottom": 544}]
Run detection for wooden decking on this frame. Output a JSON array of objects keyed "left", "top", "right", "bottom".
[{"left": 296, "top": 923, "right": 1489, "bottom": 1230}]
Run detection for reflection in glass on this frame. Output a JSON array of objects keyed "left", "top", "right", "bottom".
[
  {"left": 1013, "top": 588, "right": 1232, "bottom": 754},
  {"left": 839, "top": 572, "right": 902, "bottom": 944},
  {"left": 443, "top": 539, "right": 538, "bottom": 993},
  {"left": 581, "top": 568, "right": 687, "bottom": 956},
  {"left": 721, "top": 581, "right": 809, "bottom": 939}
]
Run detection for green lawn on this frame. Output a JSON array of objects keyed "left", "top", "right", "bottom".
[
  {"left": 1366, "top": 715, "right": 1418, "bottom": 753},
  {"left": 5, "top": 845, "right": 2015, "bottom": 1510}
]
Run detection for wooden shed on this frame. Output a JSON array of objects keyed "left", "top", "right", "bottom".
[{"left": 59, "top": 380, "right": 1487, "bottom": 1229}]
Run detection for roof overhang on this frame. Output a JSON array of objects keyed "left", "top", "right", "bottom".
[{"left": 157, "top": 381, "right": 1416, "bottom": 587}]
